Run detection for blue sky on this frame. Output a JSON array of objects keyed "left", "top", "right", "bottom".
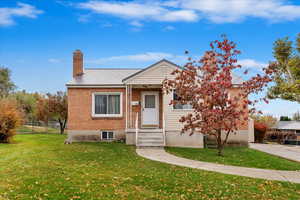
[{"left": 0, "top": 0, "right": 299, "bottom": 118}]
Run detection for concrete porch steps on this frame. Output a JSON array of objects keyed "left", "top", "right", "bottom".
[{"left": 137, "top": 129, "right": 165, "bottom": 147}]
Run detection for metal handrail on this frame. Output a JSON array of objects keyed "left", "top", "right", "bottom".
[{"left": 135, "top": 112, "right": 139, "bottom": 146}]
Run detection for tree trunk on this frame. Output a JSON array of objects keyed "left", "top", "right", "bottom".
[
  {"left": 216, "top": 130, "right": 224, "bottom": 156},
  {"left": 58, "top": 118, "right": 67, "bottom": 134}
]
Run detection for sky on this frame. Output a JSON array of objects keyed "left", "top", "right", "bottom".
[{"left": 0, "top": 0, "right": 299, "bottom": 118}]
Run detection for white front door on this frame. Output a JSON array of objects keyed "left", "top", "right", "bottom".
[{"left": 141, "top": 92, "right": 159, "bottom": 126}]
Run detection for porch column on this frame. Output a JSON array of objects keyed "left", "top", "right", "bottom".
[
  {"left": 125, "top": 84, "right": 133, "bottom": 129},
  {"left": 125, "top": 84, "right": 128, "bottom": 130},
  {"left": 129, "top": 84, "right": 133, "bottom": 128}
]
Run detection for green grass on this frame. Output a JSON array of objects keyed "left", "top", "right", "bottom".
[
  {"left": 16, "top": 125, "right": 59, "bottom": 134},
  {"left": 166, "top": 147, "right": 300, "bottom": 171},
  {"left": 0, "top": 135, "right": 299, "bottom": 200}
]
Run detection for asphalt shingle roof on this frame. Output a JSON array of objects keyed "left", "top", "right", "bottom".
[
  {"left": 67, "top": 68, "right": 141, "bottom": 86},
  {"left": 273, "top": 121, "right": 300, "bottom": 130},
  {"left": 66, "top": 59, "right": 244, "bottom": 86}
]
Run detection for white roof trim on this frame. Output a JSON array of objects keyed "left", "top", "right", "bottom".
[{"left": 66, "top": 84, "right": 125, "bottom": 88}]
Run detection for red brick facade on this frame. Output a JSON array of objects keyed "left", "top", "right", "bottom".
[
  {"left": 68, "top": 88, "right": 126, "bottom": 131},
  {"left": 68, "top": 87, "right": 163, "bottom": 131}
]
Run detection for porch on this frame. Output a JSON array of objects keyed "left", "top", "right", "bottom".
[{"left": 125, "top": 84, "right": 166, "bottom": 147}]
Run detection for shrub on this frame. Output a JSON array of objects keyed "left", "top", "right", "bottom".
[
  {"left": 0, "top": 99, "right": 23, "bottom": 143},
  {"left": 254, "top": 122, "right": 267, "bottom": 143}
]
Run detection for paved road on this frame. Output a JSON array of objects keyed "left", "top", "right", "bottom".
[
  {"left": 136, "top": 148, "right": 300, "bottom": 184},
  {"left": 249, "top": 143, "right": 300, "bottom": 163}
]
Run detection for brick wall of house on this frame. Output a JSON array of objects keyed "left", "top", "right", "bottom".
[{"left": 67, "top": 88, "right": 126, "bottom": 131}]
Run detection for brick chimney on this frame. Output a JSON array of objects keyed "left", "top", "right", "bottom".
[{"left": 73, "top": 49, "right": 83, "bottom": 77}]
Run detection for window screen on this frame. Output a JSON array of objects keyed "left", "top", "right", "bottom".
[
  {"left": 102, "top": 131, "right": 114, "bottom": 140},
  {"left": 173, "top": 91, "right": 192, "bottom": 110},
  {"left": 145, "top": 95, "right": 155, "bottom": 108},
  {"left": 95, "top": 94, "right": 120, "bottom": 115}
]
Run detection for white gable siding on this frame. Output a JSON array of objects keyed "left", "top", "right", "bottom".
[
  {"left": 163, "top": 92, "right": 192, "bottom": 131},
  {"left": 125, "top": 62, "right": 177, "bottom": 85}
]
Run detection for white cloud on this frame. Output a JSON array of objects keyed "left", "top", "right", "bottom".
[
  {"left": 130, "top": 20, "right": 143, "bottom": 27},
  {"left": 169, "top": 0, "right": 300, "bottom": 23},
  {"left": 48, "top": 58, "right": 61, "bottom": 63},
  {"left": 87, "top": 52, "right": 187, "bottom": 64},
  {"left": 0, "top": 2, "right": 43, "bottom": 26},
  {"left": 77, "top": 0, "right": 300, "bottom": 24},
  {"left": 78, "top": 14, "right": 91, "bottom": 23},
  {"left": 237, "top": 59, "right": 267, "bottom": 69},
  {"left": 78, "top": 1, "right": 198, "bottom": 22},
  {"left": 164, "top": 25, "right": 175, "bottom": 31}
]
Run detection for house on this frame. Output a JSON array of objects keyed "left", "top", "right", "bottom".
[
  {"left": 268, "top": 121, "right": 300, "bottom": 144},
  {"left": 66, "top": 50, "right": 254, "bottom": 147}
]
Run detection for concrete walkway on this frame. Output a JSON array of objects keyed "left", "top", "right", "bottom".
[
  {"left": 136, "top": 148, "right": 300, "bottom": 184},
  {"left": 250, "top": 143, "right": 300, "bottom": 163}
]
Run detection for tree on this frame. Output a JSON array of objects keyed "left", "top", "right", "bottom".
[
  {"left": 254, "top": 122, "right": 267, "bottom": 143},
  {"left": 48, "top": 91, "right": 68, "bottom": 134},
  {"left": 280, "top": 116, "right": 291, "bottom": 121},
  {"left": 36, "top": 95, "right": 51, "bottom": 128},
  {"left": 164, "top": 36, "right": 274, "bottom": 156},
  {"left": 251, "top": 114, "right": 277, "bottom": 128},
  {"left": 292, "top": 111, "right": 300, "bottom": 121},
  {"left": 8, "top": 90, "right": 39, "bottom": 122},
  {"left": 0, "top": 99, "right": 23, "bottom": 143},
  {"left": 0, "top": 67, "right": 16, "bottom": 98},
  {"left": 267, "top": 33, "right": 300, "bottom": 103}
]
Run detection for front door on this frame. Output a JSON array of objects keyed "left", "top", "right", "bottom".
[{"left": 141, "top": 92, "right": 159, "bottom": 127}]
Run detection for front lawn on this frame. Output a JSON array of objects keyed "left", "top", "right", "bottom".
[
  {"left": 17, "top": 125, "right": 59, "bottom": 134},
  {"left": 0, "top": 134, "right": 299, "bottom": 200},
  {"left": 166, "top": 146, "right": 300, "bottom": 171}
]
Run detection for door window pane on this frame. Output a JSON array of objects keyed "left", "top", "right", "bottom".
[{"left": 145, "top": 95, "right": 155, "bottom": 108}]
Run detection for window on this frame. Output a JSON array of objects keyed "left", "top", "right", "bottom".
[
  {"left": 92, "top": 92, "right": 122, "bottom": 117},
  {"left": 145, "top": 95, "right": 156, "bottom": 108},
  {"left": 173, "top": 91, "right": 193, "bottom": 110},
  {"left": 101, "top": 131, "right": 114, "bottom": 140}
]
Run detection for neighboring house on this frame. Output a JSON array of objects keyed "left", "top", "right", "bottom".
[
  {"left": 269, "top": 121, "right": 300, "bottom": 142},
  {"left": 66, "top": 50, "right": 254, "bottom": 147}
]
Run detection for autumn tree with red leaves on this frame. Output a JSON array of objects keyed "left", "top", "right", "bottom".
[
  {"left": 48, "top": 91, "right": 68, "bottom": 134},
  {"left": 36, "top": 92, "right": 68, "bottom": 134},
  {"left": 0, "top": 99, "right": 23, "bottom": 143},
  {"left": 164, "top": 36, "right": 275, "bottom": 156}
]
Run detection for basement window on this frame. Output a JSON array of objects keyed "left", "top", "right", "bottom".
[{"left": 101, "top": 131, "right": 114, "bottom": 140}]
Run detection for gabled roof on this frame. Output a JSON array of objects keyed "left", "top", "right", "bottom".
[
  {"left": 122, "top": 59, "right": 180, "bottom": 82},
  {"left": 273, "top": 121, "right": 300, "bottom": 130},
  {"left": 66, "top": 59, "right": 244, "bottom": 87},
  {"left": 66, "top": 68, "right": 141, "bottom": 86}
]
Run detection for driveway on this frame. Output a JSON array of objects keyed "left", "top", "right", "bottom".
[{"left": 249, "top": 143, "right": 300, "bottom": 163}]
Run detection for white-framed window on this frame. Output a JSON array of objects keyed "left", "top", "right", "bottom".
[
  {"left": 173, "top": 90, "right": 193, "bottom": 110},
  {"left": 101, "top": 131, "right": 114, "bottom": 140},
  {"left": 92, "top": 92, "right": 122, "bottom": 117}
]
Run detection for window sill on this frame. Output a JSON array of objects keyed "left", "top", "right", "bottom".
[
  {"left": 172, "top": 109, "right": 194, "bottom": 112},
  {"left": 92, "top": 114, "right": 123, "bottom": 119}
]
